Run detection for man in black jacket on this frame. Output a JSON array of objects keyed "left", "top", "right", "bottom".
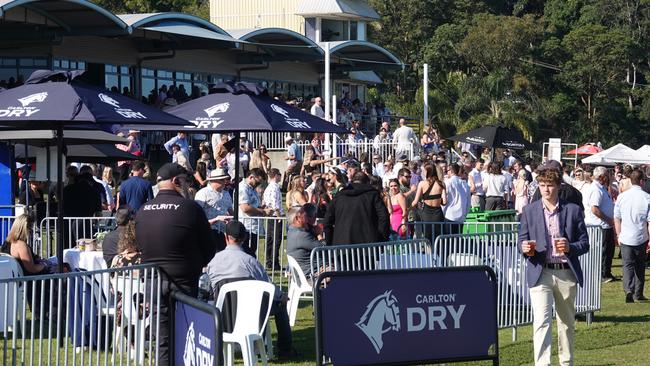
[
  {"left": 531, "top": 160, "right": 584, "bottom": 210},
  {"left": 323, "top": 172, "right": 390, "bottom": 245}
]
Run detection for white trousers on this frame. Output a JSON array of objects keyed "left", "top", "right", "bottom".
[{"left": 529, "top": 268, "right": 577, "bottom": 366}]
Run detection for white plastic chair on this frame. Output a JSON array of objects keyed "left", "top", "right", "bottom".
[
  {"left": 447, "top": 253, "right": 483, "bottom": 267},
  {"left": 215, "top": 280, "right": 275, "bottom": 366},
  {"left": 286, "top": 255, "right": 313, "bottom": 327},
  {"left": 0, "top": 254, "right": 25, "bottom": 333},
  {"left": 111, "top": 275, "right": 150, "bottom": 364}
]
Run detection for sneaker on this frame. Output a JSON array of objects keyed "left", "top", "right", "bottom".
[{"left": 626, "top": 293, "right": 634, "bottom": 303}]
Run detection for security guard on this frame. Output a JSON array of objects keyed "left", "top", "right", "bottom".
[{"left": 135, "top": 162, "right": 216, "bottom": 366}]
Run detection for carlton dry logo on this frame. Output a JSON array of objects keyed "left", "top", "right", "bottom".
[
  {"left": 271, "top": 103, "right": 290, "bottom": 118},
  {"left": 355, "top": 290, "right": 468, "bottom": 354},
  {"left": 182, "top": 322, "right": 214, "bottom": 366},
  {"left": 356, "top": 290, "right": 401, "bottom": 354},
  {"left": 204, "top": 102, "right": 230, "bottom": 117},
  {"left": 98, "top": 93, "right": 120, "bottom": 108},
  {"left": 18, "top": 92, "right": 48, "bottom": 107},
  {"left": 0, "top": 92, "right": 47, "bottom": 118},
  {"left": 271, "top": 103, "right": 312, "bottom": 129},
  {"left": 98, "top": 93, "right": 147, "bottom": 119}
]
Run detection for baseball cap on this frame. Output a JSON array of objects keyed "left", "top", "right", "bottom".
[
  {"left": 225, "top": 220, "right": 248, "bottom": 241},
  {"left": 157, "top": 163, "right": 187, "bottom": 181},
  {"left": 539, "top": 160, "right": 562, "bottom": 172}
]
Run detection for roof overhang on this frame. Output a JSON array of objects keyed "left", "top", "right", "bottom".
[
  {"left": 296, "top": 0, "right": 380, "bottom": 21},
  {"left": 322, "top": 40, "right": 403, "bottom": 71},
  {"left": 118, "top": 12, "right": 240, "bottom": 51},
  {"left": 0, "top": 0, "right": 129, "bottom": 36},
  {"left": 230, "top": 27, "right": 323, "bottom": 64}
]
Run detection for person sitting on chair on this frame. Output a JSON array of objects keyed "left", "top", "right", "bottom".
[
  {"left": 206, "top": 220, "right": 296, "bottom": 359},
  {"left": 286, "top": 203, "right": 324, "bottom": 278}
]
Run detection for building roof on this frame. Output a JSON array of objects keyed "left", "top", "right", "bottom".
[
  {"left": 296, "top": 0, "right": 379, "bottom": 20},
  {"left": 0, "top": 0, "right": 129, "bottom": 35},
  {"left": 118, "top": 13, "right": 231, "bottom": 37},
  {"left": 229, "top": 27, "right": 323, "bottom": 63},
  {"left": 322, "top": 40, "right": 402, "bottom": 70}
]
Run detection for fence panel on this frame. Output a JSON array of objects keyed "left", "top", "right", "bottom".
[
  {"left": 0, "top": 263, "right": 162, "bottom": 366},
  {"left": 1, "top": 216, "right": 15, "bottom": 244},
  {"left": 37, "top": 217, "right": 117, "bottom": 259},
  {"left": 239, "top": 216, "right": 289, "bottom": 286},
  {"left": 310, "top": 239, "right": 433, "bottom": 280}
]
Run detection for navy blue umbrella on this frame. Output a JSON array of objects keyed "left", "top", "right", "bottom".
[
  {"left": 130, "top": 82, "right": 348, "bottom": 219},
  {"left": 136, "top": 82, "right": 348, "bottom": 134},
  {"left": 0, "top": 70, "right": 187, "bottom": 272}
]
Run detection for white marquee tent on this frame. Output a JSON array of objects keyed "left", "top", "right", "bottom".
[{"left": 582, "top": 143, "right": 650, "bottom": 165}]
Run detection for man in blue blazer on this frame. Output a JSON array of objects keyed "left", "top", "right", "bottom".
[{"left": 518, "top": 165, "right": 590, "bottom": 366}]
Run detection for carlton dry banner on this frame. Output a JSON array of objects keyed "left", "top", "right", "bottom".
[
  {"left": 315, "top": 267, "right": 499, "bottom": 366},
  {"left": 172, "top": 292, "right": 223, "bottom": 366}
]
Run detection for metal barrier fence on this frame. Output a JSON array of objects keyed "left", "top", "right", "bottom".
[
  {"left": 0, "top": 262, "right": 162, "bottom": 366},
  {"left": 1, "top": 216, "right": 15, "bottom": 244},
  {"left": 297, "top": 139, "right": 415, "bottom": 163},
  {"left": 431, "top": 226, "right": 604, "bottom": 339},
  {"left": 310, "top": 239, "right": 433, "bottom": 279},
  {"left": 239, "top": 216, "right": 290, "bottom": 286},
  {"left": 37, "top": 217, "right": 117, "bottom": 259}
]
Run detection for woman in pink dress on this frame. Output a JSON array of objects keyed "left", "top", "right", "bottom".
[
  {"left": 388, "top": 178, "right": 407, "bottom": 236},
  {"left": 514, "top": 169, "right": 529, "bottom": 215}
]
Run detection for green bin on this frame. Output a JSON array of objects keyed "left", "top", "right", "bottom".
[{"left": 463, "top": 209, "right": 517, "bottom": 234}]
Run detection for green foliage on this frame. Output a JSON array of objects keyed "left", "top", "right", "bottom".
[{"left": 369, "top": 0, "right": 650, "bottom": 147}]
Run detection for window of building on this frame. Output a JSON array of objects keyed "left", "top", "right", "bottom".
[
  {"left": 350, "top": 21, "right": 358, "bottom": 40},
  {"left": 0, "top": 57, "right": 48, "bottom": 87},
  {"left": 321, "top": 19, "right": 349, "bottom": 42},
  {"left": 105, "top": 64, "right": 133, "bottom": 96},
  {"left": 53, "top": 59, "right": 86, "bottom": 71}
]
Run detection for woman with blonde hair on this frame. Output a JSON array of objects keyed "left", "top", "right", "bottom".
[
  {"left": 286, "top": 175, "right": 308, "bottom": 210},
  {"left": 249, "top": 144, "right": 271, "bottom": 173},
  {"left": 1, "top": 215, "right": 49, "bottom": 275}
]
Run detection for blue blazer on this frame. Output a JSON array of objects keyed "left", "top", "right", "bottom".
[{"left": 518, "top": 199, "right": 590, "bottom": 287}]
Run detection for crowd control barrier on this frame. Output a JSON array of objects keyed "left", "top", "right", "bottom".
[
  {"left": 0, "top": 263, "right": 162, "bottom": 366},
  {"left": 432, "top": 226, "right": 604, "bottom": 340},
  {"left": 310, "top": 239, "right": 433, "bottom": 279},
  {"left": 171, "top": 291, "right": 223, "bottom": 366},
  {"left": 315, "top": 267, "right": 499, "bottom": 366},
  {"left": 36, "top": 216, "right": 117, "bottom": 258}
]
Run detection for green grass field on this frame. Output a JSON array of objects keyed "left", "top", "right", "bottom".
[{"left": 271, "top": 257, "right": 650, "bottom": 366}]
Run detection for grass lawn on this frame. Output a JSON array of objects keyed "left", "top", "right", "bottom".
[{"left": 270, "top": 256, "right": 650, "bottom": 366}]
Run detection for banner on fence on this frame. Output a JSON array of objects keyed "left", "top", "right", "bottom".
[
  {"left": 173, "top": 292, "right": 223, "bottom": 366},
  {"left": 315, "top": 267, "right": 499, "bottom": 366}
]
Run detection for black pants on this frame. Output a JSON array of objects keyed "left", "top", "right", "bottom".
[
  {"left": 213, "top": 230, "right": 226, "bottom": 252},
  {"left": 265, "top": 219, "right": 283, "bottom": 269},
  {"left": 474, "top": 195, "right": 486, "bottom": 211},
  {"left": 601, "top": 228, "right": 615, "bottom": 278},
  {"left": 270, "top": 300, "right": 292, "bottom": 355},
  {"left": 419, "top": 204, "right": 444, "bottom": 244},
  {"left": 621, "top": 243, "right": 647, "bottom": 299},
  {"left": 243, "top": 232, "right": 258, "bottom": 258},
  {"left": 485, "top": 196, "right": 504, "bottom": 210}
]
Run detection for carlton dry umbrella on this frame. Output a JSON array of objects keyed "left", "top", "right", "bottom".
[
  {"left": 0, "top": 70, "right": 188, "bottom": 271},
  {"left": 127, "top": 81, "right": 349, "bottom": 219},
  {"left": 447, "top": 124, "right": 534, "bottom": 150}
]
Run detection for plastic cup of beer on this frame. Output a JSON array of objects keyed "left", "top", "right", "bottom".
[
  {"left": 552, "top": 237, "right": 565, "bottom": 258},
  {"left": 523, "top": 239, "right": 536, "bottom": 254}
]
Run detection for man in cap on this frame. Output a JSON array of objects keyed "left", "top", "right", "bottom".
[
  {"left": 195, "top": 168, "right": 233, "bottom": 252},
  {"left": 239, "top": 168, "right": 275, "bottom": 257},
  {"left": 532, "top": 160, "right": 584, "bottom": 209},
  {"left": 206, "top": 220, "right": 295, "bottom": 359},
  {"left": 135, "top": 163, "right": 216, "bottom": 366}
]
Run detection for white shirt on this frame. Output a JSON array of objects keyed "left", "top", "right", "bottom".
[
  {"left": 469, "top": 168, "right": 485, "bottom": 196},
  {"left": 503, "top": 155, "right": 516, "bottom": 168},
  {"left": 392, "top": 125, "right": 415, "bottom": 151},
  {"left": 584, "top": 181, "right": 614, "bottom": 229},
  {"left": 614, "top": 185, "right": 650, "bottom": 246},
  {"left": 484, "top": 173, "right": 507, "bottom": 197},
  {"left": 311, "top": 103, "right": 325, "bottom": 118},
  {"left": 262, "top": 181, "right": 284, "bottom": 216},
  {"left": 382, "top": 169, "right": 397, "bottom": 188},
  {"left": 444, "top": 175, "right": 470, "bottom": 222}
]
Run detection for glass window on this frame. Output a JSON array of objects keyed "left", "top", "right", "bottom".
[
  {"left": 2, "top": 58, "right": 17, "bottom": 66},
  {"left": 105, "top": 74, "right": 119, "bottom": 91},
  {"left": 61, "top": 60, "right": 69, "bottom": 68},
  {"left": 19, "top": 58, "right": 34, "bottom": 67},
  {"left": 350, "top": 21, "right": 358, "bottom": 40}
]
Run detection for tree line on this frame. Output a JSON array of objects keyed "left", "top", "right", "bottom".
[{"left": 368, "top": 0, "right": 650, "bottom": 147}]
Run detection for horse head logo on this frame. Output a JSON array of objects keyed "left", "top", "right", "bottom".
[
  {"left": 355, "top": 290, "right": 400, "bottom": 354},
  {"left": 182, "top": 322, "right": 196, "bottom": 366},
  {"left": 271, "top": 104, "right": 290, "bottom": 118},
  {"left": 98, "top": 93, "right": 120, "bottom": 108},
  {"left": 204, "top": 102, "right": 229, "bottom": 117},
  {"left": 18, "top": 92, "right": 48, "bottom": 107}
]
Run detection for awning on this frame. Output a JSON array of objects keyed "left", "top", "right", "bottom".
[
  {"left": 296, "top": 0, "right": 379, "bottom": 20},
  {"left": 0, "top": 0, "right": 129, "bottom": 36},
  {"left": 347, "top": 71, "right": 382, "bottom": 83},
  {"left": 230, "top": 27, "right": 323, "bottom": 63},
  {"left": 322, "top": 40, "right": 403, "bottom": 71},
  {"left": 143, "top": 21, "right": 238, "bottom": 43}
]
